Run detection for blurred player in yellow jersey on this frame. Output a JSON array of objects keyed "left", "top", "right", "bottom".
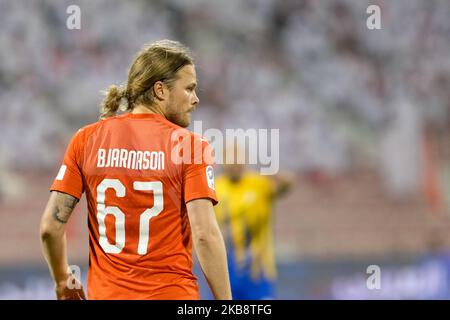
[{"left": 214, "top": 144, "right": 292, "bottom": 299}]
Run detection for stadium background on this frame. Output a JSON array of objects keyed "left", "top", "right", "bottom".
[{"left": 1, "top": 0, "right": 450, "bottom": 299}]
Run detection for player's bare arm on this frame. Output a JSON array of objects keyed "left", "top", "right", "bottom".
[
  {"left": 40, "top": 191, "right": 86, "bottom": 300},
  {"left": 187, "top": 198, "right": 232, "bottom": 300}
]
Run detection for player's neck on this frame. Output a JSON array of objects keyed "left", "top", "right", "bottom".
[{"left": 131, "top": 104, "right": 166, "bottom": 117}]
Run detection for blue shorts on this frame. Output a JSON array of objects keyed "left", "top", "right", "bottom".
[
  {"left": 227, "top": 253, "right": 275, "bottom": 300},
  {"left": 229, "top": 271, "right": 275, "bottom": 300},
  {"left": 195, "top": 253, "right": 275, "bottom": 300}
]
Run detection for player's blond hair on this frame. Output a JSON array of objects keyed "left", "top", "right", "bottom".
[{"left": 100, "top": 40, "right": 194, "bottom": 119}]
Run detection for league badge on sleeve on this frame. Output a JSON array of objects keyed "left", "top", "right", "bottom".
[{"left": 206, "top": 165, "right": 215, "bottom": 190}]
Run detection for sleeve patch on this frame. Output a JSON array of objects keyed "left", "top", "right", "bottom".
[{"left": 206, "top": 165, "right": 215, "bottom": 190}]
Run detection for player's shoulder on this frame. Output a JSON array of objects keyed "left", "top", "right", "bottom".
[
  {"left": 138, "top": 113, "right": 193, "bottom": 136},
  {"left": 150, "top": 116, "right": 207, "bottom": 144},
  {"left": 76, "top": 113, "right": 135, "bottom": 136},
  {"left": 170, "top": 124, "right": 208, "bottom": 143},
  {"left": 73, "top": 119, "right": 105, "bottom": 141},
  {"left": 175, "top": 128, "right": 212, "bottom": 156},
  {"left": 190, "top": 132, "right": 211, "bottom": 148}
]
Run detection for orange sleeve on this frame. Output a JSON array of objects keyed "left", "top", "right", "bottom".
[
  {"left": 49, "top": 129, "right": 85, "bottom": 200},
  {"left": 183, "top": 134, "right": 218, "bottom": 205}
]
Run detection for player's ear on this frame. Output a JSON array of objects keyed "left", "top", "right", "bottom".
[{"left": 152, "top": 81, "right": 167, "bottom": 101}]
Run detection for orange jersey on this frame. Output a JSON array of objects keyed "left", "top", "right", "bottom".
[{"left": 50, "top": 113, "right": 217, "bottom": 300}]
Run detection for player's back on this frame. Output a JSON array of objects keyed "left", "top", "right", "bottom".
[
  {"left": 51, "top": 112, "right": 217, "bottom": 299},
  {"left": 87, "top": 112, "right": 196, "bottom": 299}
]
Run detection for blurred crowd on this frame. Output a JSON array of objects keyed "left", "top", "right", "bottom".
[{"left": 0, "top": 0, "right": 449, "bottom": 201}]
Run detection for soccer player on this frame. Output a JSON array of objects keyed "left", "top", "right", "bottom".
[
  {"left": 40, "top": 40, "right": 231, "bottom": 300},
  {"left": 214, "top": 144, "right": 292, "bottom": 300}
]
